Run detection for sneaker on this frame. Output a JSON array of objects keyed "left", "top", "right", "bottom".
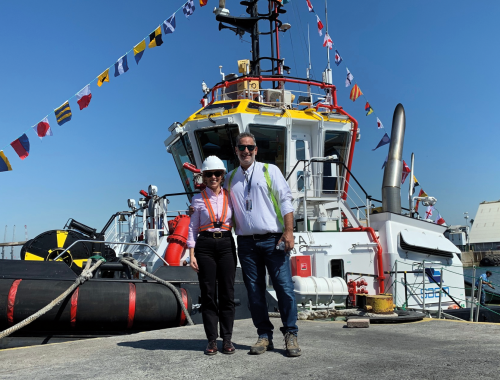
[
  {"left": 284, "top": 332, "right": 301, "bottom": 357},
  {"left": 204, "top": 340, "right": 218, "bottom": 355},
  {"left": 249, "top": 337, "right": 274, "bottom": 355},
  {"left": 222, "top": 339, "right": 235, "bottom": 354}
]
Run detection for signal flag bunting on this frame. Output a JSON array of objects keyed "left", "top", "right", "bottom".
[
  {"left": 10, "top": 134, "right": 30, "bottom": 160},
  {"left": 0, "top": 151, "right": 12, "bottom": 172},
  {"left": 32, "top": 117, "right": 53, "bottom": 140}
]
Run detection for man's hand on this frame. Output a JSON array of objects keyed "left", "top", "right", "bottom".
[
  {"left": 190, "top": 256, "right": 199, "bottom": 272},
  {"left": 278, "top": 230, "right": 294, "bottom": 252}
]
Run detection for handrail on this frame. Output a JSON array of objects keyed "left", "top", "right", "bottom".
[{"left": 53, "top": 240, "right": 169, "bottom": 266}]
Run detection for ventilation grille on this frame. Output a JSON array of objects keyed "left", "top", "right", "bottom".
[{"left": 399, "top": 234, "right": 454, "bottom": 258}]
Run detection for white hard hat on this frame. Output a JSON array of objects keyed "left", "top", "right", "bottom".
[{"left": 201, "top": 156, "right": 226, "bottom": 172}]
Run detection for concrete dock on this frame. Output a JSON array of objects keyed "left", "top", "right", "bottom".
[{"left": 1, "top": 318, "right": 499, "bottom": 380}]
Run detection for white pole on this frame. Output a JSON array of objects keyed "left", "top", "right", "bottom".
[
  {"left": 475, "top": 278, "right": 483, "bottom": 322},
  {"left": 324, "top": 0, "right": 330, "bottom": 68},
  {"left": 1, "top": 225, "right": 6, "bottom": 260},
  {"left": 394, "top": 260, "right": 398, "bottom": 308},
  {"left": 438, "top": 267, "right": 444, "bottom": 319},
  {"left": 470, "top": 265, "right": 476, "bottom": 321},
  {"left": 409, "top": 153, "right": 415, "bottom": 214},
  {"left": 422, "top": 260, "right": 426, "bottom": 314}
]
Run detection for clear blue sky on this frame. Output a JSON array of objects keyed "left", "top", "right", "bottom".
[{"left": 1, "top": 0, "right": 499, "bottom": 249}]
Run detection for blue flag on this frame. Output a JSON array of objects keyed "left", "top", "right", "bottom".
[
  {"left": 163, "top": 14, "right": 176, "bottom": 34},
  {"left": 372, "top": 133, "right": 390, "bottom": 151},
  {"left": 114, "top": 54, "right": 129, "bottom": 77},
  {"left": 334, "top": 50, "right": 342, "bottom": 66}
]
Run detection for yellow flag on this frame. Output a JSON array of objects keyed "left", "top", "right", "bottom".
[{"left": 97, "top": 69, "right": 110, "bottom": 87}]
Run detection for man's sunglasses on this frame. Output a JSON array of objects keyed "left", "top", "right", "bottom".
[
  {"left": 237, "top": 144, "right": 256, "bottom": 152},
  {"left": 203, "top": 171, "right": 224, "bottom": 178}
]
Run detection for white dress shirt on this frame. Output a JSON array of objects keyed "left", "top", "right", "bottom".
[{"left": 225, "top": 161, "right": 294, "bottom": 236}]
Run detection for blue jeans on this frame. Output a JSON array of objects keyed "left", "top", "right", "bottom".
[{"left": 237, "top": 234, "right": 298, "bottom": 340}]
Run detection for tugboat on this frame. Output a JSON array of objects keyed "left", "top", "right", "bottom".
[{"left": 0, "top": 0, "right": 466, "bottom": 346}]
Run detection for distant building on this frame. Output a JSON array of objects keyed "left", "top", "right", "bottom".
[
  {"left": 444, "top": 225, "right": 468, "bottom": 252},
  {"left": 469, "top": 200, "right": 500, "bottom": 251}
]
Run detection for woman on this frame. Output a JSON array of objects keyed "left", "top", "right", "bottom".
[{"left": 187, "top": 155, "right": 237, "bottom": 355}]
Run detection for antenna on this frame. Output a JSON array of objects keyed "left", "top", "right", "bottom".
[
  {"left": 10, "top": 225, "right": 15, "bottom": 260},
  {"left": 307, "top": 24, "right": 311, "bottom": 79},
  {"left": 1, "top": 225, "right": 6, "bottom": 260},
  {"left": 325, "top": 0, "right": 330, "bottom": 69}
]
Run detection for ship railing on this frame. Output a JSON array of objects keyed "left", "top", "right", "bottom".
[
  {"left": 208, "top": 75, "right": 339, "bottom": 112},
  {"left": 52, "top": 240, "right": 169, "bottom": 267}
]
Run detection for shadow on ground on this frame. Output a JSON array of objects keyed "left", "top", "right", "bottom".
[{"left": 117, "top": 339, "right": 252, "bottom": 352}]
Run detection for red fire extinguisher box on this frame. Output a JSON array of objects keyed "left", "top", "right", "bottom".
[{"left": 291, "top": 255, "right": 312, "bottom": 277}]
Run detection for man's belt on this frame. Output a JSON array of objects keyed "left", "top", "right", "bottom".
[
  {"left": 239, "top": 232, "right": 282, "bottom": 240},
  {"left": 199, "top": 231, "right": 233, "bottom": 239}
]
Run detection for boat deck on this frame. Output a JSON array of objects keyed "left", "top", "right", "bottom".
[{"left": 1, "top": 318, "right": 499, "bottom": 380}]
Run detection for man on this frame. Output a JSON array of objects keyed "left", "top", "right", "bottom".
[
  {"left": 225, "top": 132, "right": 300, "bottom": 357},
  {"left": 476, "top": 270, "right": 495, "bottom": 306}
]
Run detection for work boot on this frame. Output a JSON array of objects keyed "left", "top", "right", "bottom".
[
  {"left": 284, "top": 332, "right": 301, "bottom": 357},
  {"left": 222, "top": 339, "right": 235, "bottom": 354},
  {"left": 204, "top": 340, "right": 218, "bottom": 355},
  {"left": 249, "top": 337, "right": 274, "bottom": 355}
]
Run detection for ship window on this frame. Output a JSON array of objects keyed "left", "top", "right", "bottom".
[
  {"left": 249, "top": 125, "right": 287, "bottom": 174},
  {"left": 323, "top": 131, "right": 349, "bottom": 193},
  {"left": 196, "top": 102, "right": 240, "bottom": 114},
  {"left": 296, "top": 140, "right": 305, "bottom": 161},
  {"left": 297, "top": 170, "right": 304, "bottom": 192},
  {"left": 169, "top": 134, "right": 196, "bottom": 199},
  {"left": 194, "top": 124, "right": 240, "bottom": 172}
]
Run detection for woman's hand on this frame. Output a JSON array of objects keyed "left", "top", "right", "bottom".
[{"left": 190, "top": 255, "right": 199, "bottom": 272}]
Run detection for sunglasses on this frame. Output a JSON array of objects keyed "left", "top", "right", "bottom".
[
  {"left": 203, "top": 171, "right": 224, "bottom": 178},
  {"left": 237, "top": 144, "right": 256, "bottom": 152}
]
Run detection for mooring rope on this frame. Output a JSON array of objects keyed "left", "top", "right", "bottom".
[
  {"left": 0, "top": 257, "right": 105, "bottom": 340},
  {"left": 119, "top": 258, "right": 194, "bottom": 326}
]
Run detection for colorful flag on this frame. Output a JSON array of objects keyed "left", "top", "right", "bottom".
[
  {"left": 323, "top": 32, "right": 333, "bottom": 49},
  {"left": 114, "top": 54, "right": 129, "bottom": 77},
  {"left": 54, "top": 101, "right": 72, "bottom": 126},
  {"left": 306, "top": 0, "right": 314, "bottom": 12},
  {"left": 435, "top": 213, "right": 446, "bottom": 225},
  {"left": 365, "top": 102, "right": 373, "bottom": 115},
  {"left": 345, "top": 68, "right": 353, "bottom": 87},
  {"left": 10, "top": 134, "right": 30, "bottom": 160},
  {"left": 183, "top": 0, "right": 195, "bottom": 17},
  {"left": 200, "top": 0, "right": 208, "bottom": 6},
  {"left": 32, "top": 117, "right": 53, "bottom": 140},
  {"left": 381, "top": 154, "right": 388, "bottom": 169},
  {"left": 377, "top": 117, "right": 384, "bottom": 129},
  {"left": 401, "top": 160, "right": 411, "bottom": 184},
  {"left": 163, "top": 14, "right": 176, "bottom": 35},
  {"left": 415, "top": 189, "right": 428, "bottom": 212},
  {"left": 425, "top": 205, "right": 434, "bottom": 219},
  {"left": 0, "top": 151, "right": 12, "bottom": 172},
  {"left": 334, "top": 50, "right": 342, "bottom": 66},
  {"left": 372, "top": 133, "right": 390, "bottom": 151},
  {"left": 317, "top": 15, "right": 324, "bottom": 36},
  {"left": 349, "top": 84, "right": 362, "bottom": 101},
  {"left": 97, "top": 69, "right": 110, "bottom": 87},
  {"left": 412, "top": 175, "right": 420, "bottom": 193},
  {"left": 76, "top": 85, "right": 92, "bottom": 110},
  {"left": 134, "top": 40, "right": 146, "bottom": 64},
  {"left": 149, "top": 26, "right": 163, "bottom": 48}
]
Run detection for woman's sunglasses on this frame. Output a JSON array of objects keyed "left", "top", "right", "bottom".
[
  {"left": 203, "top": 171, "right": 224, "bottom": 178},
  {"left": 237, "top": 144, "right": 256, "bottom": 152}
]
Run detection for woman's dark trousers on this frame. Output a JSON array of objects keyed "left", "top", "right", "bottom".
[{"left": 195, "top": 235, "right": 237, "bottom": 341}]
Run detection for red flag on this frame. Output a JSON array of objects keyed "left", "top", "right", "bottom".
[
  {"left": 435, "top": 214, "right": 446, "bottom": 225},
  {"left": 200, "top": 0, "right": 208, "bottom": 6},
  {"left": 401, "top": 160, "right": 411, "bottom": 184},
  {"left": 317, "top": 15, "right": 324, "bottom": 36},
  {"left": 76, "top": 85, "right": 92, "bottom": 110},
  {"left": 306, "top": 0, "right": 314, "bottom": 12}
]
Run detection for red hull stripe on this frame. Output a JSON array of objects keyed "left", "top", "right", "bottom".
[
  {"left": 70, "top": 288, "right": 79, "bottom": 328},
  {"left": 180, "top": 288, "right": 188, "bottom": 326},
  {"left": 127, "top": 283, "right": 136, "bottom": 329},
  {"left": 7, "top": 279, "right": 22, "bottom": 325}
]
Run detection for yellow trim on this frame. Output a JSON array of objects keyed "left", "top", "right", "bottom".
[
  {"left": 73, "top": 259, "right": 88, "bottom": 268},
  {"left": 56, "top": 231, "right": 69, "bottom": 248},
  {"left": 24, "top": 252, "right": 44, "bottom": 261},
  {"left": 180, "top": 99, "right": 351, "bottom": 126}
]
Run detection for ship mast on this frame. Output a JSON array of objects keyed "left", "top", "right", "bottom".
[{"left": 323, "top": 0, "right": 332, "bottom": 84}]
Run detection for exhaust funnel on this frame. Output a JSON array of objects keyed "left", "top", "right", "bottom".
[{"left": 382, "top": 104, "right": 406, "bottom": 214}]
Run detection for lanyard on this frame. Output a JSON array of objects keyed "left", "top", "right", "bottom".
[{"left": 244, "top": 165, "right": 255, "bottom": 196}]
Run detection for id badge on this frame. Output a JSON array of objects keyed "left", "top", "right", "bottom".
[{"left": 246, "top": 198, "right": 252, "bottom": 211}]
